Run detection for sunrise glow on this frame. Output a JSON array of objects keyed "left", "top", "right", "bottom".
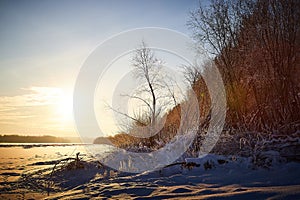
[{"left": 55, "top": 91, "right": 73, "bottom": 122}]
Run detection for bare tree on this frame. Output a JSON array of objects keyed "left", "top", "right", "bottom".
[
  {"left": 131, "top": 41, "right": 161, "bottom": 126},
  {"left": 110, "top": 41, "right": 179, "bottom": 139},
  {"left": 183, "top": 63, "right": 202, "bottom": 87},
  {"left": 187, "top": 0, "right": 255, "bottom": 124}
]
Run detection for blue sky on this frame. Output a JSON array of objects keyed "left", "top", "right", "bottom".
[{"left": 0, "top": 0, "right": 199, "bottom": 136}]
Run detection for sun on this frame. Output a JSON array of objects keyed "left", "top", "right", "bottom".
[{"left": 55, "top": 91, "right": 73, "bottom": 122}]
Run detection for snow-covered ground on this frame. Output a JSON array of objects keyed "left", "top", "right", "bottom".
[
  {"left": 47, "top": 154, "right": 300, "bottom": 199},
  {"left": 1, "top": 144, "right": 300, "bottom": 199}
]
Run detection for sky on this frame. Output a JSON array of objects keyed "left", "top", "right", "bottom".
[{"left": 0, "top": 0, "right": 199, "bottom": 138}]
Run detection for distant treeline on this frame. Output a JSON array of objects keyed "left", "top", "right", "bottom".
[{"left": 0, "top": 135, "right": 70, "bottom": 143}]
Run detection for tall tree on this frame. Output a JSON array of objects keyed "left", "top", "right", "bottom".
[
  {"left": 131, "top": 41, "right": 161, "bottom": 126},
  {"left": 112, "top": 41, "right": 176, "bottom": 139}
]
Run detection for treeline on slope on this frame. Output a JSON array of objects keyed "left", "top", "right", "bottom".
[
  {"left": 189, "top": 0, "right": 300, "bottom": 159},
  {"left": 0, "top": 135, "right": 70, "bottom": 143},
  {"left": 96, "top": 0, "right": 300, "bottom": 157},
  {"left": 190, "top": 0, "right": 300, "bottom": 132}
]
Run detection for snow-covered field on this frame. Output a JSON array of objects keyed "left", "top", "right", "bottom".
[
  {"left": 45, "top": 155, "right": 300, "bottom": 199},
  {"left": 1, "top": 144, "right": 300, "bottom": 199}
]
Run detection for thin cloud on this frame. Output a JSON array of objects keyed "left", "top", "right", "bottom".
[{"left": 0, "top": 86, "right": 75, "bottom": 135}]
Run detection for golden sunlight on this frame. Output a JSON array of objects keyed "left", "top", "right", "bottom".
[
  {"left": 55, "top": 90, "right": 73, "bottom": 122},
  {"left": 32, "top": 86, "right": 74, "bottom": 122}
]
